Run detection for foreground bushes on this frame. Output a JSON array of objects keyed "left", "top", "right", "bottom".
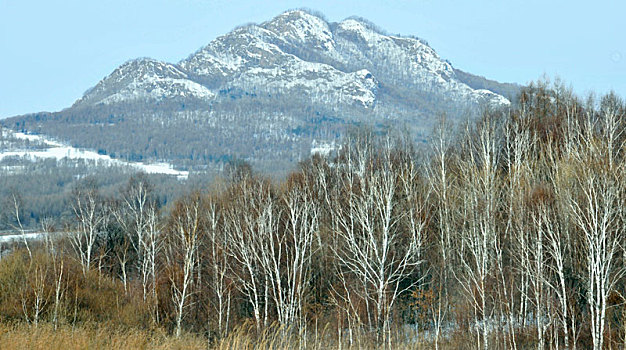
[{"left": 0, "top": 249, "right": 152, "bottom": 328}]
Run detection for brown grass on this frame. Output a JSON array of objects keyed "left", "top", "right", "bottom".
[
  {"left": 0, "top": 321, "right": 486, "bottom": 350},
  {"left": 0, "top": 323, "right": 206, "bottom": 350}
]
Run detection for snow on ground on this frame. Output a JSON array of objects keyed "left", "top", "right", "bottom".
[
  {"left": 310, "top": 140, "right": 337, "bottom": 157},
  {"left": 0, "top": 231, "right": 46, "bottom": 243},
  {"left": 1, "top": 129, "right": 189, "bottom": 179}
]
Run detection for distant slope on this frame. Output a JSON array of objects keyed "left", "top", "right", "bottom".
[
  {"left": 0, "top": 128, "right": 188, "bottom": 179},
  {"left": 453, "top": 68, "right": 521, "bottom": 101},
  {"left": 2, "top": 10, "right": 519, "bottom": 173}
]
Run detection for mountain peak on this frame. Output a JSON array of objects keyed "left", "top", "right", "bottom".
[
  {"left": 275, "top": 9, "right": 327, "bottom": 22},
  {"left": 263, "top": 9, "right": 334, "bottom": 49},
  {"left": 8, "top": 10, "right": 518, "bottom": 173},
  {"left": 339, "top": 17, "right": 379, "bottom": 32}
]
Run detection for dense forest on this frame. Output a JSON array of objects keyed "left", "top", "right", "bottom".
[
  {"left": 0, "top": 157, "right": 221, "bottom": 232},
  {"left": 0, "top": 82, "right": 625, "bottom": 349}
]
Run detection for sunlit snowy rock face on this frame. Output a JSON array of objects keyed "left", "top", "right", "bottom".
[
  {"left": 74, "top": 58, "right": 214, "bottom": 106},
  {"left": 4, "top": 10, "right": 517, "bottom": 172}
]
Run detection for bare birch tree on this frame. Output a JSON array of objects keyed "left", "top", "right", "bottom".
[
  {"left": 330, "top": 140, "right": 426, "bottom": 346},
  {"left": 113, "top": 174, "right": 157, "bottom": 301},
  {"left": 564, "top": 107, "right": 625, "bottom": 350},
  {"left": 21, "top": 262, "right": 48, "bottom": 327},
  {"left": 427, "top": 117, "right": 457, "bottom": 350},
  {"left": 8, "top": 192, "right": 32, "bottom": 262},
  {"left": 70, "top": 180, "right": 107, "bottom": 275},
  {"left": 166, "top": 193, "right": 203, "bottom": 338},
  {"left": 145, "top": 203, "right": 162, "bottom": 324},
  {"left": 204, "top": 197, "right": 231, "bottom": 338},
  {"left": 502, "top": 113, "right": 536, "bottom": 350},
  {"left": 455, "top": 117, "right": 501, "bottom": 350},
  {"left": 271, "top": 179, "right": 319, "bottom": 331},
  {"left": 223, "top": 178, "right": 273, "bottom": 333}
]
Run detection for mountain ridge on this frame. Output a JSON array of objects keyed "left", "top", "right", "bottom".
[{"left": 3, "top": 9, "right": 520, "bottom": 174}]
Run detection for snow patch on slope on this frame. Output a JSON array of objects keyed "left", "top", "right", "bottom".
[
  {"left": 1, "top": 129, "right": 188, "bottom": 179},
  {"left": 310, "top": 139, "right": 338, "bottom": 156}
]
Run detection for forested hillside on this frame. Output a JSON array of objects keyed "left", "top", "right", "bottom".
[{"left": 0, "top": 83, "right": 624, "bottom": 349}]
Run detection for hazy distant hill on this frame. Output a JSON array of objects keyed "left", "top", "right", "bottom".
[{"left": 2, "top": 10, "right": 520, "bottom": 172}]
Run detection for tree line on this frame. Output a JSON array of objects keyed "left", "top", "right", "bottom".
[{"left": 0, "top": 81, "right": 625, "bottom": 349}]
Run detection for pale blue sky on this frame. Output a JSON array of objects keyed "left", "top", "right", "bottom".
[{"left": 1, "top": 0, "right": 624, "bottom": 118}]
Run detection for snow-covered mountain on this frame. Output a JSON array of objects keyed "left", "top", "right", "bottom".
[
  {"left": 3, "top": 10, "right": 519, "bottom": 173},
  {"left": 79, "top": 10, "right": 509, "bottom": 110}
]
